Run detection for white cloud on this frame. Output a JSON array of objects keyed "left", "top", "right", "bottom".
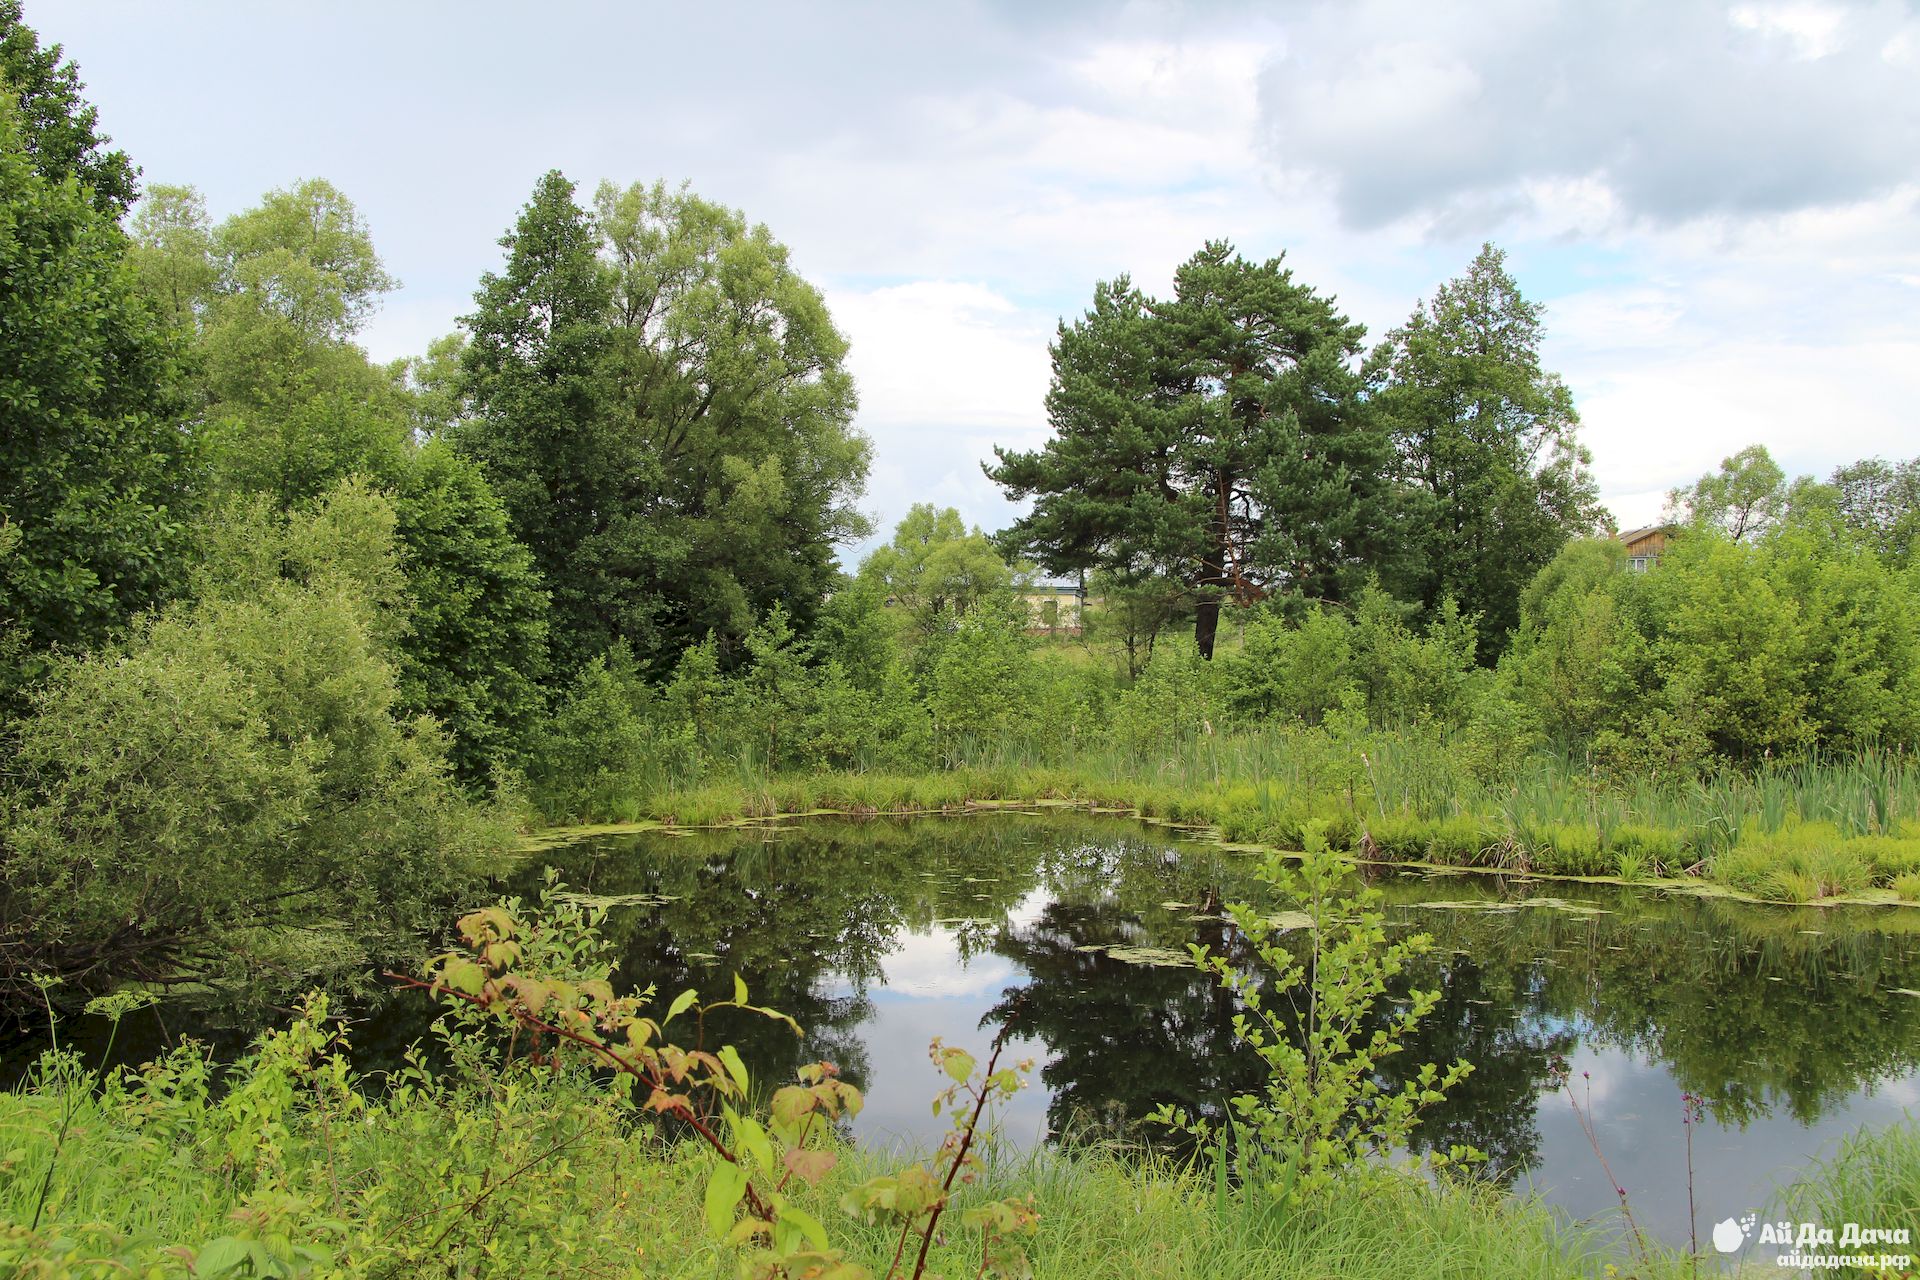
[
  {"left": 1728, "top": 2, "right": 1849, "bottom": 58},
  {"left": 45, "top": 0, "right": 1918, "bottom": 561},
  {"left": 869, "top": 927, "right": 1016, "bottom": 999}
]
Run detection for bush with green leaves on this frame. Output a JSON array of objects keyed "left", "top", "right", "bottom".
[
  {"left": 0, "top": 486, "right": 509, "bottom": 1012},
  {"left": 1154, "top": 822, "right": 1478, "bottom": 1200}
]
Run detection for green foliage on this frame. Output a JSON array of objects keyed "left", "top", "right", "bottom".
[
  {"left": 0, "top": 96, "right": 194, "bottom": 701},
  {"left": 1666, "top": 443, "right": 1789, "bottom": 543},
  {"left": 1829, "top": 454, "right": 1920, "bottom": 568},
  {"left": 1220, "top": 588, "right": 1479, "bottom": 730},
  {"left": 858, "top": 504, "right": 1017, "bottom": 640},
  {"left": 989, "top": 241, "right": 1386, "bottom": 659},
  {"left": 1154, "top": 823, "right": 1478, "bottom": 1200},
  {"left": 0, "top": 1, "right": 139, "bottom": 217},
  {"left": 924, "top": 608, "right": 1039, "bottom": 753},
  {"left": 390, "top": 442, "right": 550, "bottom": 785},
  {"left": 0, "top": 486, "right": 508, "bottom": 1011},
  {"left": 1506, "top": 526, "right": 1920, "bottom": 764},
  {"left": 1372, "top": 244, "right": 1601, "bottom": 659},
  {"left": 1111, "top": 643, "right": 1225, "bottom": 758},
  {"left": 457, "top": 173, "right": 870, "bottom": 675}
]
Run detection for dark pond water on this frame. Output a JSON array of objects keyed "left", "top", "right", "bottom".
[{"left": 19, "top": 812, "right": 1920, "bottom": 1246}]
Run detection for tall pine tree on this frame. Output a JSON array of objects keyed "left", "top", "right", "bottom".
[{"left": 990, "top": 242, "right": 1391, "bottom": 658}]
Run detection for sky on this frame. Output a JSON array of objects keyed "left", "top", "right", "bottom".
[{"left": 36, "top": 0, "right": 1920, "bottom": 549}]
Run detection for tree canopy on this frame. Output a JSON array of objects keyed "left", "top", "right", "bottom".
[
  {"left": 0, "top": 96, "right": 193, "bottom": 701},
  {"left": 0, "top": 0, "right": 138, "bottom": 217},
  {"left": 455, "top": 174, "right": 870, "bottom": 674},
  {"left": 857, "top": 504, "right": 1015, "bottom": 639},
  {"left": 989, "top": 242, "right": 1383, "bottom": 658},
  {"left": 1371, "top": 243, "right": 1601, "bottom": 658}
]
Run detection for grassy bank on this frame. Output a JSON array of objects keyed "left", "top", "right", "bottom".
[
  {"left": 558, "top": 741, "right": 1920, "bottom": 906},
  {"left": 0, "top": 1029, "right": 1695, "bottom": 1280},
  {"left": 7, "top": 1015, "right": 1912, "bottom": 1279}
]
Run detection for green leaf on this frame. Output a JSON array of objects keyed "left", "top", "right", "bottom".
[
  {"left": 941, "top": 1047, "right": 975, "bottom": 1084},
  {"left": 194, "top": 1238, "right": 252, "bottom": 1276},
  {"left": 665, "top": 987, "right": 698, "bottom": 1023},
  {"left": 718, "top": 1044, "right": 750, "bottom": 1095},
  {"left": 733, "top": 972, "right": 749, "bottom": 1005},
  {"left": 735, "top": 1115, "right": 774, "bottom": 1175},
  {"left": 703, "top": 1160, "right": 748, "bottom": 1238},
  {"left": 440, "top": 958, "right": 485, "bottom": 996},
  {"left": 779, "top": 1203, "right": 830, "bottom": 1252}
]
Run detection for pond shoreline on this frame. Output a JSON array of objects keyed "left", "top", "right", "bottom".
[{"left": 527, "top": 782, "right": 1920, "bottom": 913}]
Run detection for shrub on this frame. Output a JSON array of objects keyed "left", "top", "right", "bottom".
[
  {"left": 0, "top": 572, "right": 505, "bottom": 1012},
  {"left": 1153, "top": 823, "right": 1478, "bottom": 1201}
]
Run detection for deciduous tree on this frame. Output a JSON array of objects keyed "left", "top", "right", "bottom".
[
  {"left": 0, "top": 98, "right": 193, "bottom": 700},
  {"left": 1373, "top": 244, "right": 1601, "bottom": 658},
  {"left": 457, "top": 174, "right": 870, "bottom": 675}
]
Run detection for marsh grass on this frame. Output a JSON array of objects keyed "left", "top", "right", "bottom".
[
  {"left": 1778, "top": 1118, "right": 1920, "bottom": 1238},
  {"left": 592, "top": 732, "right": 1920, "bottom": 903}
]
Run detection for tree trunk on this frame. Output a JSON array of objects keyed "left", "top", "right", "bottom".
[{"left": 1195, "top": 596, "right": 1220, "bottom": 660}]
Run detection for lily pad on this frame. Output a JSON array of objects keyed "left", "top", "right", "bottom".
[
  {"left": 1104, "top": 945, "right": 1198, "bottom": 968},
  {"left": 555, "top": 891, "right": 680, "bottom": 909}
]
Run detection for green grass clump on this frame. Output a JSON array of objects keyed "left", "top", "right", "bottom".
[
  {"left": 1427, "top": 814, "right": 1490, "bottom": 865},
  {"left": 1846, "top": 834, "right": 1920, "bottom": 883},
  {"left": 1605, "top": 824, "right": 1683, "bottom": 872},
  {"left": 1780, "top": 1118, "right": 1920, "bottom": 1236},
  {"left": 1527, "top": 825, "right": 1604, "bottom": 876},
  {"left": 1715, "top": 822, "right": 1880, "bottom": 900},
  {"left": 1363, "top": 812, "right": 1431, "bottom": 861}
]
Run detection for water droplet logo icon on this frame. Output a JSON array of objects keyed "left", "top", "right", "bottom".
[{"left": 1712, "top": 1214, "right": 1755, "bottom": 1254}]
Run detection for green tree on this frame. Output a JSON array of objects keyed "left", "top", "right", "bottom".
[
  {"left": 1665, "top": 443, "right": 1789, "bottom": 543},
  {"left": 0, "top": 486, "right": 504, "bottom": 1010},
  {"left": 1083, "top": 568, "right": 1188, "bottom": 679},
  {"left": 1829, "top": 455, "right": 1920, "bottom": 568},
  {"left": 0, "top": 98, "right": 194, "bottom": 700},
  {"left": 127, "top": 182, "right": 548, "bottom": 782},
  {"left": 457, "top": 174, "right": 870, "bottom": 676},
  {"left": 990, "top": 242, "right": 1386, "bottom": 660},
  {"left": 0, "top": 0, "right": 138, "bottom": 217},
  {"left": 127, "top": 178, "right": 414, "bottom": 505},
  {"left": 857, "top": 504, "right": 1015, "bottom": 639},
  {"left": 1373, "top": 244, "right": 1601, "bottom": 659},
  {"left": 391, "top": 443, "right": 550, "bottom": 785}
]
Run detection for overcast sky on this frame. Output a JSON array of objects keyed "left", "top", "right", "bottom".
[{"left": 37, "top": 0, "right": 1920, "bottom": 548}]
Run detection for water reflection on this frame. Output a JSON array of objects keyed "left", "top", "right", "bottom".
[
  {"left": 12, "top": 812, "right": 1918, "bottom": 1244},
  {"left": 520, "top": 814, "right": 1920, "bottom": 1241}
]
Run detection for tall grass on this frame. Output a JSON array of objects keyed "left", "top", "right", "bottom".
[
  {"left": 1778, "top": 1118, "right": 1920, "bottom": 1237},
  {"left": 0, "top": 1051, "right": 1692, "bottom": 1280},
  {"left": 588, "top": 728, "right": 1920, "bottom": 903}
]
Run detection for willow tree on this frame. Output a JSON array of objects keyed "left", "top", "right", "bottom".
[{"left": 988, "top": 242, "right": 1388, "bottom": 659}]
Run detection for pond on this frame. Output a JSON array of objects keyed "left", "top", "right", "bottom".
[{"left": 24, "top": 812, "right": 1920, "bottom": 1246}]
